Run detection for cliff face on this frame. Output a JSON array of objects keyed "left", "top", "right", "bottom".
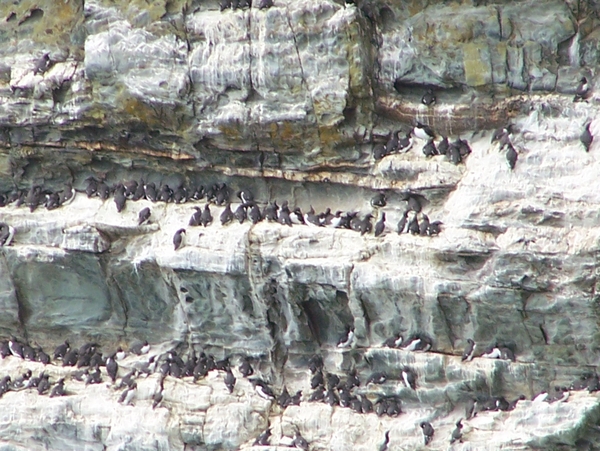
[{"left": 2, "top": 0, "right": 600, "bottom": 450}]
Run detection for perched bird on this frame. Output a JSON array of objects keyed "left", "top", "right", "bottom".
[
  {"left": 224, "top": 369, "right": 236, "bottom": 393},
  {"left": 383, "top": 333, "right": 404, "bottom": 348},
  {"left": 152, "top": 378, "right": 164, "bottom": 409},
  {"left": 130, "top": 341, "right": 150, "bottom": 355},
  {"left": 37, "top": 374, "right": 51, "bottom": 395},
  {"left": 419, "top": 214, "right": 430, "bottom": 236},
  {"left": 373, "top": 144, "right": 388, "bottom": 161},
  {"left": 427, "top": 221, "right": 443, "bottom": 236},
  {"left": 237, "top": 189, "right": 254, "bottom": 204},
  {"left": 386, "top": 130, "right": 401, "bottom": 154},
  {"left": 450, "top": 419, "right": 463, "bottom": 444},
  {"left": 292, "top": 431, "right": 309, "bottom": 450},
  {"left": 371, "top": 192, "right": 386, "bottom": 207},
  {"left": 106, "top": 355, "right": 118, "bottom": 383},
  {"left": 420, "top": 421, "right": 434, "bottom": 446},
  {"left": 138, "top": 207, "right": 151, "bottom": 226},
  {"left": 308, "top": 355, "right": 324, "bottom": 374},
  {"left": 401, "top": 367, "right": 417, "bottom": 390},
  {"left": 462, "top": 339, "right": 476, "bottom": 362},
  {"left": 8, "top": 336, "right": 24, "bottom": 358},
  {"left": 0, "top": 224, "right": 15, "bottom": 247},
  {"left": 250, "top": 379, "right": 276, "bottom": 400},
  {"left": 358, "top": 214, "right": 373, "bottom": 236},
  {"left": 200, "top": 204, "right": 213, "bottom": 227},
  {"left": 254, "top": 429, "right": 271, "bottom": 446},
  {"left": 397, "top": 211, "right": 409, "bottom": 234},
  {"left": 413, "top": 122, "right": 435, "bottom": 140},
  {"left": 422, "top": 140, "right": 437, "bottom": 157},
  {"left": 337, "top": 327, "right": 355, "bottom": 348},
  {"left": 506, "top": 143, "right": 518, "bottom": 169},
  {"left": 374, "top": 213, "right": 386, "bottom": 237},
  {"left": 581, "top": 123, "right": 593, "bottom": 152},
  {"left": 367, "top": 372, "right": 387, "bottom": 385},
  {"left": 220, "top": 203, "right": 234, "bottom": 225},
  {"left": 189, "top": 207, "right": 202, "bottom": 226},
  {"left": 239, "top": 357, "right": 254, "bottom": 377},
  {"left": 119, "top": 382, "right": 137, "bottom": 406},
  {"left": 263, "top": 202, "right": 279, "bottom": 222},
  {"left": 249, "top": 203, "right": 262, "bottom": 224},
  {"left": 114, "top": 184, "right": 126, "bottom": 212},
  {"left": 398, "top": 132, "right": 414, "bottom": 153},
  {"left": 437, "top": 136, "right": 449, "bottom": 155},
  {"left": 308, "top": 386, "right": 325, "bottom": 402},
  {"left": 574, "top": 76, "right": 591, "bottom": 102},
  {"left": 33, "top": 53, "right": 51, "bottom": 75},
  {"left": 50, "top": 378, "right": 66, "bottom": 398},
  {"left": 378, "top": 431, "right": 390, "bottom": 451},
  {"left": 408, "top": 213, "right": 420, "bottom": 235},
  {"left": 310, "top": 371, "right": 324, "bottom": 390},
  {"left": 173, "top": 229, "right": 186, "bottom": 251},
  {"left": 491, "top": 126, "right": 509, "bottom": 144},
  {"left": 421, "top": 89, "right": 436, "bottom": 106}
]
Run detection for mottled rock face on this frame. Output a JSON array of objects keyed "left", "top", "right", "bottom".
[{"left": 2, "top": 0, "right": 600, "bottom": 449}]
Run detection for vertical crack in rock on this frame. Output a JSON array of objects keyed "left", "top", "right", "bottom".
[{"left": 283, "top": 5, "right": 322, "bottom": 146}]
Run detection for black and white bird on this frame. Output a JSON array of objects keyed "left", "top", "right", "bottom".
[
  {"left": 292, "top": 431, "right": 309, "bottom": 450},
  {"left": 254, "top": 429, "right": 271, "bottom": 446},
  {"left": 224, "top": 369, "right": 236, "bottom": 393},
  {"left": 422, "top": 140, "right": 437, "bottom": 157},
  {"left": 106, "top": 355, "right": 118, "bottom": 383},
  {"left": 574, "top": 76, "right": 591, "bottom": 102},
  {"left": 118, "top": 381, "right": 137, "bottom": 406},
  {"left": 33, "top": 53, "right": 51, "bottom": 75},
  {"left": 251, "top": 379, "right": 276, "bottom": 400},
  {"left": 200, "top": 204, "right": 213, "bottom": 227},
  {"left": 450, "top": 419, "right": 463, "bottom": 444},
  {"left": 461, "top": 339, "right": 476, "bottom": 362},
  {"left": 189, "top": 207, "right": 202, "bottom": 226},
  {"left": 481, "top": 345, "right": 502, "bottom": 359},
  {"left": 138, "top": 207, "right": 151, "bottom": 225},
  {"left": 373, "top": 144, "right": 388, "bottom": 161},
  {"left": 173, "top": 229, "right": 186, "bottom": 251},
  {"left": 234, "top": 204, "right": 247, "bottom": 223},
  {"left": 374, "top": 213, "right": 386, "bottom": 237},
  {"left": 114, "top": 184, "right": 126, "bottom": 212},
  {"left": 239, "top": 357, "right": 254, "bottom": 377},
  {"left": 437, "top": 136, "right": 449, "bottom": 155},
  {"left": 420, "top": 421, "right": 435, "bottom": 446},
  {"left": 401, "top": 367, "right": 417, "bottom": 390},
  {"left": 367, "top": 372, "right": 387, "bottom": 385},
  {"left": 220, "top": 203, "right": 234, "bottom": 225},
  {"left": 378, "top": 430, "right": 390, "bottom": 451},
  {"left": 130, "top": 340, "right": 150, "bottom": 355},
  {"left": 421, "top": 89, "right": 436, "bottom": 106},
  {"left": 581, "top": 123, "right": 593, "bottom": 152},
  {"left": 398, "top": 132, "right": 414, "bottom": 153},
  {"left": 413, "top": 122, "right": 435, "bottom": 141},
  {"left": 397, "top": 211, "right": 409, "bottom": 234},
  {"left": 505, "top": 143, "right": 518, "bottom": 169},
  {"left": 337, "top": 327, "right": 356, "bottom": 349},
  {"left": 8, "top": 336, "right": 23, "bottom": 358},
  {"left": 0, "top": 224, "right": 15, "bottom": 247}
]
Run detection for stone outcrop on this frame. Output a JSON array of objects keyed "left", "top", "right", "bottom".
[{"left": 2, "top": 0, "right": 600, "bottom": 450}]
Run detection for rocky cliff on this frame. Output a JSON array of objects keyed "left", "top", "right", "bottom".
[{"left": 1, "top": 0, "right": 600, "bottom": 450}]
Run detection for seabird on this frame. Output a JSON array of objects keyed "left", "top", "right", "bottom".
[
  {"left": 224, "top": 369, "right": 236, "bottom": 393},
  {"left": 220, "top": 203, "right": 234, "bottom": 225},
  {"left": 237, "top": 189, "right": 254, "bottom": 204},
  {"left": 130, "top": 340, "right": 150, "bottom": 355},
  {"left": 158, "top": 185, "right": 172, "bottom": 203},
  {"left": 37, "top": 374, "right": 50, "bottom": 395},
  {"left": 367, "top": 372, "right": 387, "bottom": 385},
  {"left": 373, "top": 144, "right": 388, "bottom": 160},
  {"left": 422, "top": 140, "right": 438, "bottom": 157},
  {"left": 326, "top": 373, "right": 340, "bottom": 390},
  {"left": 152, "top": 378, "right": 164, "bottom": 409},
  {"left": 308, "top": 386, "right": 325, "bottom": 402},
  {"left": 25, "top": 185, "right": 43, "bottom": 212},
  {"left": 304, "top": 206, "right": 321, "bottom": 227},
  {"left": 189, "top": 207, "right": 202, "bottom": 226},
  {"left": 310, "top": 371, "right": 324, "bottom": 389},
  {"left": 249, "top": 203, "right": 262, "bottom": 224},
  {"left": 325, "top": 389, "right": 339, "bottom": 406},
  {"left": 118, "top": 382, "right": 137, "bottom": 405},
  {"left": 60, "top": 183, "right": 75, "bottom": 205},
  {"left": 173, "top": 228, "right": 186, "bottom": 251},
  {"left": 138, "top": 207, "right": 151, "bottom": 226},
  {"left": 263, "top": 202, "right": 279, "bottom": 222},
  {"left": 397, "top": 211, "right": 409, "bottom": 234},
  {"left": 144, "top": 183, "right": 157, "bottom": 202},
  {"left": 481, "top": 345, "right": 502, "bottom": 359},
  {"left": 291, "top": 207, "right": 305, "bottom": 225},
  {"left": 462, "top": 339, "right": 476, "bottom": 362},
  {"left": 257, "top": 0, "right": 273, "bottom": 9},
  {"left": 428, "top": 221, "right": 443, "bottom": 236},
  {"left": 358, "top": 214, "right": 373, "bottom": 235},
  {"left": 413, "top": 122, "right": 435, "bottom": 140},
  {"left": 49, "top": 378, "right": 66, "bottom": 398},
  {"left": 172, "top": 186, "right": 188, "bottom": 204},
  {"left": 116, "top": 369, "right": 138, "bottom": 390},
  {"left": 574, "top": 76, "right": 591, "bottom": 102},
  {"left": 254, "top": 429, "right": 271, "bottom": 446},
  {"left": 36, "top": 348, "right": 50, "bottom": 365},
  {"left": 420, "top": 421, "right": 434, "bottom": 446},
  {"left": 421, "top": 89, "right": 436, "bottom": 106},
  {"left": 450, "top": 419, "right": 463, "bottom": 444},
  {"left": 23, "top": 344, "right": 35, "bottom": 361},
  {"left": 292, "top": 431, "right": 309, "bottom": 451},
  {"left": 437, "top": 136, "right": 449, "bottom": 155},
  {"left": 106, "top": 355, "right": 118, "bottom": 383},
  {"left": 449, "top": 142, "right": 462, "bottom": 164},
  {"left": 397, "top": 132, "right": 413, "bottom": 153},
  {"left": 33, "top": 53, "right": 51, "bottom": 75},
  {"left": 278, "top": 203, "right": 293, "bottom": 227},
  {"left": 45, "top": 192, "right": 60, "bottom": 210},
  {"left": 374, "top": 213, "right": 386, "bottom": 237},
  {"left": 581, "top": 123, "right": 593, "bottom": 152},
  {"left": 419, "top": 214, "right": 430, "bottom": 236},
  {"left": 239, "top": 357, "right": 254, "bottom": 377},
  {"left": 97, "top": 182, "right": 110, "bottom": 200},
  {"left": 376, "top": 431, "right": 390, "bottom": 451},
  {"left": 308, "top": 355, "right": 324, "bottom": 374},
  {"left": 250, "top": 379, "right": 276, "bottom": 400},
  {"left": 401, "top": 367, "right": 417, "bottom": 390},
  {"left": 506, "top": 143, "right": 518, "bottom": 169},
  {"left": 0, "top": 223, "right": 15, "bottom": 246},
  {"left": 345, "top": 369, "right": 360, "bottom": 390},
  {"left": 371, "top": 192, "right": 386, "bottom": 207},
  {"left": 234, "top": 204, "right": 247, "bottom": 223},
  {"left": 408, "top": 213, "right": 420, "bottom": 235},
  {"left": 508, "top": 394, "right": 526, "bottom": 410},
  {"left": 53, "top": 340, "right": 70, "bottom": 360},
  {"left": 200, "top": 204, "right": 213, "bottom": 227},
  {"left": 63, "top": 349, "right": 78, "bottom": 366},
  {"left": 278, "top": 387, "right": 291, "bottom": 407},
  {"left": 383, "top": 333, "right": 403, "bottom": 348},
  {"left": 337, "top": 327, "right": 355, "bottom": 348},
  {"left": 8, "top": 336, "right": 23, "bottom": 358},
  {"left": 114, "top": 184, "right": 126, "bottom": 212},
  {"left": 220, "top": 0, "right": 231, "bottom": 10},
  {"left": 132, "top": 183, "right": 145, "bottom": 201},
  {"left": 386, "top": 130, "right": 401, "bottom": 154}
]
